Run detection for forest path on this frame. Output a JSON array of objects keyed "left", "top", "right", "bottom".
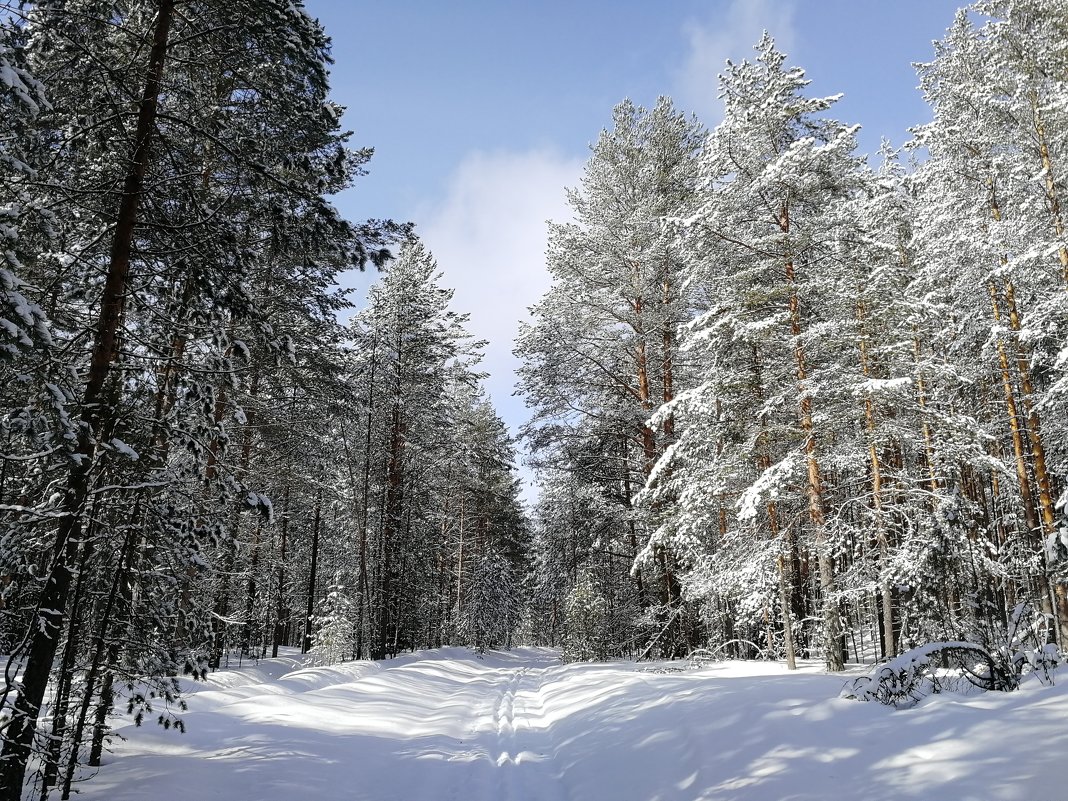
[{"left": 78, "top": 647, "right": 1068, "bottom": 801}]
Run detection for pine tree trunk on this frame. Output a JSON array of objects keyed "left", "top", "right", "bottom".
[
  {"left": 62, "top": 524, "right": 138, "bottom": 797},
  {"left": 432, "top": 466, "right": 453, "bottom": 648},
  {"left": 661, "top": 276, "right": 676, "bottom": 441},
  {"left": 633, "top": 290, "right": 681, "bottom": 627},
  {"left": 911, "top": 335, "right": 940, "bottom": 494},
  {"left": 356, "top": 333, "right": 378, "bottom": 659},
  {"left": 781, "top": 203, "right": 842, "bottom": 672},
  {"left": 302, "top": 489, "right": 323, "bottom": 653},
  {"left": 38, "top": 544, "right": 89, "bottom": 799},
  {"left": 1000, "top": 280, "right": 1068, "bottom": 641},
  {"left": 759, "top": 449, "right": 796, "bottom": 661},
  {"left": 777, "top": 555, "right": 797, "bottom": 670},
  {"left": 1002, "top": 281, "right": 1060, "bottom": 534},
  {"left": 40, "top": 517, "right": 100, "bottom": 797},
  {"left": 752, "top": 346, "right": 804, "bottom": 662},
  {"left": 241, "top": 519, "right": 263, "bottom": 656},
  {"left": 272, "top": 485, "right": 291, "bottom": 658},
  {"left": 857, "top": 300, "right": 896, "bottom": 656},
  {"left": 635, "top": 338, "right": 657, "bottom": 472},
  {"left": 377, "top": 403, "right": 405, "bottom": 659},
  {"left": 620, "top": 436, "right": 648, "bottom": 608},
  {"left": 988, "top": 284, "right": 1042, "bottom": 533},
  {"left": 1029, "top": 92, "right": 1068, "bottom": 283},
  {"left": 455, "top": 494, "right": 466, "bottom": 641},
  {"left": 984, "top": 185, "right": 1061, "bottom": 634},
  {"left": 209, "top": 357, "right": 263, "bottom": 664},
  {"left": 987, "top": 282, "right": 1056, "bottom": 623},
  {"left": 0, "top": 6, "right": 175, "bottom": 795}
]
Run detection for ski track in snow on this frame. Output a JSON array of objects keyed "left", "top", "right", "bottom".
[{"left": 76, "top": 647, "right": 1068, "bottom": 801}]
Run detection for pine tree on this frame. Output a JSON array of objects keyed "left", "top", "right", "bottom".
[
  {"left": 311, "top": 577, "right": 357, "bottom": 666},
  {"left": 910, "top": 3, "right": 1068, "bottom": 646},
  {"left": 517, "top": 96, "right": 703, "bottom": 657},
  {"left": 641, "top": 34, "right": 870, "bottom": 671}
]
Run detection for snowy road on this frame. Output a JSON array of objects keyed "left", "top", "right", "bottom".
[{"left": 79, "top": 647, "right": 1068, "bottom": 801}]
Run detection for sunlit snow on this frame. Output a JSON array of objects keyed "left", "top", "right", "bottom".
[{"left": 79, "top": 648, "right": 1068, "bottom": 801}]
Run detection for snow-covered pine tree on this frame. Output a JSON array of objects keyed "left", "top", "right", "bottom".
[
  {"left": 461, "top": 549, "right": 518, "bottom": 652},
  {"left": 350, "top": 241, "right": 478, "bottom": 657},
  {"left": 450, "top": 389, "right": 527, "bottom": 651},
  {"left": 293, "top": 251, "right": 529, "bottom": 664},
  {"left": 642, "top": 34, "right": 868, "bottom": 671},
  {"left": 974, "top": 0, "right": 1068, "bottom": 633},
  {"left": 909, "top": 3, "right": 1068, "bottom": 647},
  {"left": 517, "top": 96, "right": 703, "bottom": 658},
  {"left": 562, "top": 570, "right": 611, "bottom": 662},
  {"left": 525, "top": 450, "right": 641, "bottom": 655},
  {"left": 0, "top": 6, "right": 55, "bottom": 657},
  {"left": 311, "top": 577, "right": 357, "bottom": 666}
]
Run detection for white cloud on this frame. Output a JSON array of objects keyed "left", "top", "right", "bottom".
[
  {"left": 673, "top": 0, "right": 797, "bottom": 121},
  {"left": 418, "top": 148, "right": 582, "bottom": 475}
]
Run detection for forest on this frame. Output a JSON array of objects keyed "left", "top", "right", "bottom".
[
  {"left": 0, "top": 0, "right": 1066, "bottom": 799},
  {"left": 522, "top": 1, "right": 1068, "bottom": 674}
]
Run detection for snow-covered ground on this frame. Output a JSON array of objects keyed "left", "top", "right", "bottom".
[{"left": 78, "top": 647, "right": 1068, "bottom": 801}]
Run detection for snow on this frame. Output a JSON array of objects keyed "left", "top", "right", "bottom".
[
  {"left": 854, "top": 376, "right": 913, "bottom": 395},
  {"left": 78, "top": 648, "right": 1068, "bottom": 801},
  {"left": 109, "top": 438, "right": 139, "bottom": 461},
  {"left": 737, "top": 453, "right": 797, "bottom": 521}
]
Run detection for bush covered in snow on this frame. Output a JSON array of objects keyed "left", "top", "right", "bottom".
[{"left": 843, "top": 605, "right": 1060, "bottom": 708}]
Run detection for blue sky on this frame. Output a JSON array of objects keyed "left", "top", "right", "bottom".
[{"left": 302, "top": 0, "right": 963, "bottom": 495}]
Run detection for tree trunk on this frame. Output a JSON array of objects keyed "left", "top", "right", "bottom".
[
  {"left": 911, "top": 335, "right": 940, "bottom": 495},
  {"left": 1002, "top": 281, "right": 1059, "bottom": 535},
  {"left": 988, "top": 284, "right": 1041, "bottom": 532},
  {"left": 857, "top": 300, "right": 896, "bottom": 656},
  {"left": 661, "top": 276, "right": 676, "bottom": 441},
  {"left": 38, "top": 539, "right": 91, "bottom": 800},
  {"left": 207, "top": 362, "right": 261, "bottom": 667},
  {"left": 1029, "top": 92, "right": 1068, "bottom": 284},
  {"left": 985, "top": 184, "right": 1062, "bottom": 638},
  {"left": 377, "top": 402, "right": 405, "bottom": 659},
  {"left": 633, "top": 288, "right": 681, "bottom": 626},
  {"left": 752, "top": 345, "right": 804, "bottom": 660},
  {"left": 987, "top": 282, "right": 1055, "bottom": 623},
  {"left": 456, "top": 494, "right": 466, "bottom": 637},
  {"left": 302, "top": 488, "right": 323, "bottom": 653},
  {"left": 63, "top": 525, "right": 138, "bottom": 797},
  {"left": 781, "top": 203, "right": 842, "bottom": 672},
  {"left": 777, "top": 556, "right": 797, "bottom": 670},
  {"left": 241, "top": 520, "right": 262, "bottom": 656},
  {"left": 272, "top": 485, "right": 291, "bottom": 658},
  {"left": 1000, "top": 279, "right": 1068, "bottom": 641},
  {"left": 356, "top": 333, "right": 378, "bottom": 659},
  {"left": 620, "top": 436, "right": 648, "bottom": 608}
]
